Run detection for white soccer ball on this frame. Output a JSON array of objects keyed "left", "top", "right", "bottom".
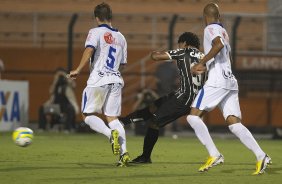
[
  {"left": 172, "top": 134, "right": 178, "bottom": 140},
  {"left": 12, "top": 127, "right": 34, "bottom": 147}
]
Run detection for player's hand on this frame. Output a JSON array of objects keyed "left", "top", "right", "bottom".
[
  {"left": 67, "top": 69, "right": 80, "bottom": 80},
  {"left": 191, "top": 63, "right": 207, "bottom": 75}
]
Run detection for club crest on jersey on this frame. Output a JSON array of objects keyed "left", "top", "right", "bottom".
[
  {"left": 104, "top": 32, "right": 115, "bottom": 44},
  {"left": 208, "top": 27, "right": 214, "bottom": 36}
]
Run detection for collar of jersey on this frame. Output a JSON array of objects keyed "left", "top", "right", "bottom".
[
  {"left": 98, "top": 24, "right": 118, "bottom": 32},
  {"left": 208, "top": 22, "right": 223, "bottom": 27}
]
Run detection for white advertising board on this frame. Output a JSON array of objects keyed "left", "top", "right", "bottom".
[{"left": 0, "top": 80, "right": 29, "bottom": 131}]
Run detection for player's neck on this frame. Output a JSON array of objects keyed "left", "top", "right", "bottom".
[
  {"left": 206, "top": 18, "right": 220, "bottom": 26},
  {"left": 207, "top": 21, "right": 223, "bottom": 28},
  {"left": 97, "top": 21, "right": 112, "bottom": 28}
]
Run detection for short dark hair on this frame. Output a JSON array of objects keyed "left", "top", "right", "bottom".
[
  {"left": 94, "top": 2, "right": 112, "bottom": 21},
  {"left": 178, "top": 32, "right": 200, "bottom": 49}
]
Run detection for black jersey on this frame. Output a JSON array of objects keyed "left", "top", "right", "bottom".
[{"left": 166, "top": 47, "right": 206, "bottom": 104}]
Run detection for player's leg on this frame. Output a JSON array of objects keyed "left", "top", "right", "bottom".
[
  {"left": 107, "top": 116, "right": 130, "bottom": 166},
  {"left": 130, "top": 124, "right": 158, "bottom": 164},
  {"left": 220, "top": 91, "right": 271, "bottom": 175},
  {"left": 119, "top": 107, "right": 153, "bottom": 125},
  {"left": 104, "top": 83, "right": 130, "bottom": 166},
  {"left": 187, "top": 86, "right": 226, "bottom": 172},
  {"left": 82, "top": 86, "right": 112, "bottom": 138},
  {"left": 131, "top": 93, "right": 189, "bottom": 164},
  {"left": 38, "top": 105, "right": 47, "bottom": 130},
  {"left": 81, "top": 86, "right": 120, "bottom": 155},
  {"left": 119, "top": 96, "right": 170, "bottom": 163},
  {"left": 83, "top": 119, "right": 121, "bottom": 157},
  {"left": 119, "top": 95, "right": 167, "bottom": 126},
  {"left": 187, "top": 108, "right": 224, "bottom": 172}
]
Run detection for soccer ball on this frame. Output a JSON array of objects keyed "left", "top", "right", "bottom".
[{"left": 12, "top": 127, "right": 34, "bottom": 147}]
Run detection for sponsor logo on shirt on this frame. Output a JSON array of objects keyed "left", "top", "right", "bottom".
[
  {"left": 104, "top": 32, "right": 115, "bottom": 44},
  {"left": 98, "top": 70, "right": 121, "bottom": 78},
  {"left": 190, "top": 50, "right": 205, "bottom": 59},
  {"left": 222, "top": 70, "right": 234, "bottom": 79}
]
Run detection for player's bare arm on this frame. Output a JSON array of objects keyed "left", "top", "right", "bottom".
[
  {"left": 191, "top": 36, "right": 223, "bottom": 74},
  {"left": 151, "top": 51, "right": 171, "bottom": 61},
  {"left": 68, "top": 47, "right": 94, "bottom": 79},
  {"left": 201, "top": 36, "right": 224, "bottom": 64}
]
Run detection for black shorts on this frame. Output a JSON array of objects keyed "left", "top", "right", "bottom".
[{"left": 151, "top": 92, "right": 194, "bottom": 128}]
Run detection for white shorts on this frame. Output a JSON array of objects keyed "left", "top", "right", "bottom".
[
  {"left": 81, "top": 83, "right": 122, "bottom": 117},
  {"left": 192, "top": 86, "right": 242, "bottom": 120}
]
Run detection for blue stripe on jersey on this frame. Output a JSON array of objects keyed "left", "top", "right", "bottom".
[
  {"left": 98, "top": 24, "right": 118, "bottom": 32},
  {"left": 196, "top": 88, "right": 204, "bottom": 109},
  {"left": 85, "top": 45, "right": 95, "bottom": 49},
  {"left": 209, "top": 22, "right": 224, "bottom": 27},
  {"left": 82, "top": 91, "right": 87, "bottom": 112}
]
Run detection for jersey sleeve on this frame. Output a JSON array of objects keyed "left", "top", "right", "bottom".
[
  {"left": 85, "top": 29, "right": 98, "bottom": 49},
  {"left": 205, "top": 25, "right": 222, "bottom": 44},
  {"left": 166, "top": 49, "right": 180, "bottom": 60},
  {"left": 121, "top": 38, "right": 127, "bottom": 64}
]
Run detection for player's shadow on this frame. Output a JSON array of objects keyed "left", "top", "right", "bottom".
[
  {"left": 157, "top": 161, "right": 203, "bottom": 165},
  {"left": 0, "top": 162, "right": 140, "bottom": 172},
  {"left": 220, "top": 163, "right": 280, "bottom": 175},
  {"left": 221, "top": 168, "right": 280, "bottom": 175},
  {"left": 72, "top": 162, "right": 141, "bottom": 168},
  {"left": 41, "top": 172, "right": 206, "bottom": 183},
  {"left": 0, "top": 166, "right": 66, "bottom": 172},
  {"left": 263, "top": 167, "right": 282, "bottom": 175}
]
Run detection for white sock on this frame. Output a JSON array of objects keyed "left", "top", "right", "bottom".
[
  {"left": 229, "top": 123, "right": 265, "bottom": 161},
  {"left": 84, "top": 116, "right": 111, "bottom": 139},
  {"left": 108, "top": 119, "right": 127, "bottom": 155},
  {"left": 187, "top": 115, "right": 220, "bottom": 157}
]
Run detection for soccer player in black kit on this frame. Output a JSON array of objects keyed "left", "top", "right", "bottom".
[{"left": 120, "top": 32, "right": 206, "bottom": 163}]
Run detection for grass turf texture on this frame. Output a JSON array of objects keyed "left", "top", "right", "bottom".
[{"left": 0, "top": 132, "right": 281, "bottom": 184}]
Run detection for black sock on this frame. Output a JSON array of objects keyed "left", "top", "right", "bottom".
[
  {"left": 142, "top": 127, "right": 159, "bottom": 159},
  {"left": 136, "top": 107, "right": 153, "bottom": 121},
  {"left": 121, "top": 107, "right": 153, "bottom": 126},
  {"left": 118, "top": 116, "right": 131, "bottom": 126}
]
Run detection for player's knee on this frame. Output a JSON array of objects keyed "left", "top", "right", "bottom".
[
  {"left": 150, "top": 116, "right": 161, "bottom": 129},
  {"left": 106, "top": 116, "right": 118, "bottom": 123},
  {"left": 149, "top": 123, "right": 159, "bottom": 130},
  {"left": 82, "top": 113, "right": 87, "bottom": 121},
  {"left": 190, "top": 108, "right": 205, "bottom": 117},
  {"left": 186, "top": 115, "right": 199, "bottom": 125},
  {"left": 226, "top": 115, "right": 241, "bottom": 125}
]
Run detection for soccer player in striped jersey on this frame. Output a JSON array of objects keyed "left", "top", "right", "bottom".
[
  {"left": 68, "top": 2, "right": 130, "bottom": 167},
  {"left": 188, "top": 3, "right": 271, "bottom": 174},
  {"left": 120, "top": 32, "right": 206, "bottom": 163}
]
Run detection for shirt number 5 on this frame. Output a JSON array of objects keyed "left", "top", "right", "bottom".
[{"left": 106, "top": 46, "right": 116, "bottom": 69}]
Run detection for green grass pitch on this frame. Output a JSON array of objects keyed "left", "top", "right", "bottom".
[{"left": 0, "top": 132, "right": 281, "bottom": 184}]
